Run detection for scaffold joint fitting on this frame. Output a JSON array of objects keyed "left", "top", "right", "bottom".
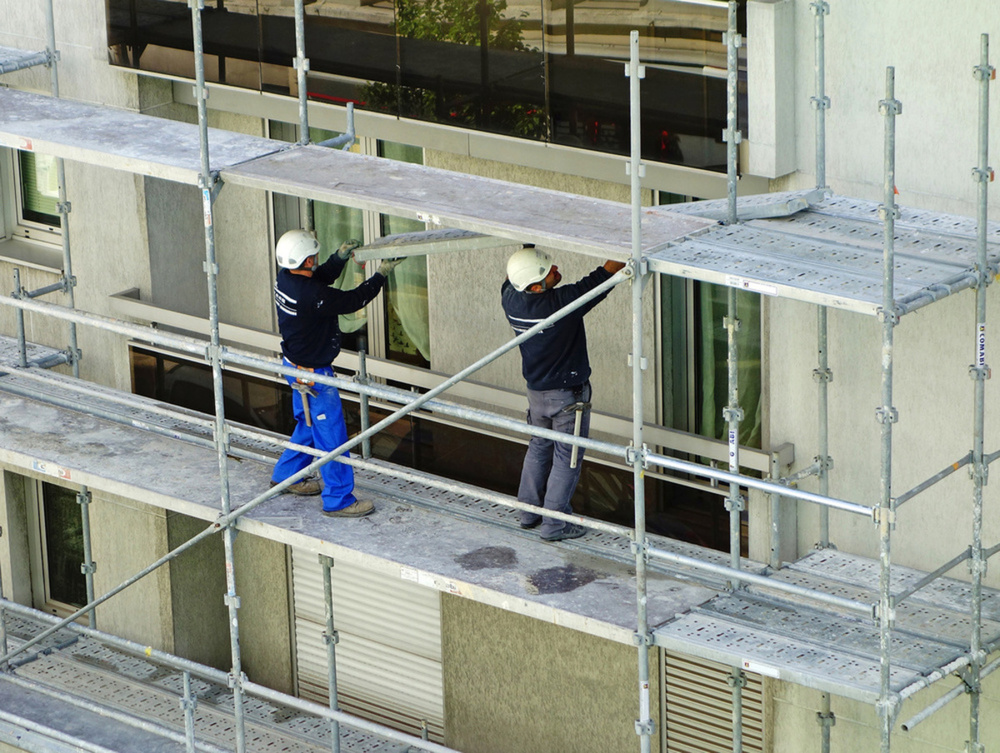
[
  {"left": 224, "top": 593, "right": 241, "bottom": 610},
  {"left": 722, "top": 406, "right": 744, "bottom": 424},
  {"left": 631, "top": 631, "right": 653, "bottom": 647},
  {"left": 722, "top": 32, "right": 742, "bottom": 49},
  {"left": 967, "top": 555, "right": 988, "bottom": 577},
  {"left": 727, "top": 671, "right": 747, "bottom": 690},
  {"left": 969, "top": 463, "right": 988, "bottom": 485},
  {"left": 721, "top": 129, "right": 743, "bottom": 145},
  {"left": 810, "top": 95, "right": 831, "bottom": 111},
  {"left": 179, "top": 695, "right": 197, "bottom": 712},
  {"left": 634, "top": 720, "right": 655, "bottom": 736},
  {"left": 875, "top": 406, "right": 898, "bottom": 424},
  {"left": 724, "top": 494, "right": 746, "bottom": 513},
  {"left": 323, "top": 629, "right": 340, "bottom": 646},
  {"left": 973, "top": 63, "right": 996, "bottom": 81},
  {"left": 292, "top": 57, "right": 310, "bottom": 74},
  {"left": 812, "top": 366, "right": 833, "bottom": 383},
  {"left": 56, "top": 201, "right": 71, "bottom": 214},
  {"left": 969, "top": 364, "right": 991, "bottom": 381},
  {"left": 626, "top": 444, "right": 648, "bottom": 469},
  {"left": 815, "top": 455, "right": 834, "bottom": 472},
  {"left": 723, "top": 314, "right": 741, "bottom": 332},
  {"left": 872, "top": 506, "right": 895, "bottom": 527},
  {"left": 966, "top": 742, "right": 986, "bottom": 753},
  {"left": 810, "top": 1, "right": 830, "bottom": 16},
  {"left": 972, "top": 167, "right": 995, "bottom": 183},
  {"left": 877, "top": 203, "right": 901, "bottom": 222},
  {"left": 629, "top": 538, "right": 648, "bottom": 558},
  {"left": 44, "top": 49, "right": 61, "bottom": 67},
  {"left": 80, "top": 562, "right": 96, "bottom": 575},
  {"left": 816, "top": 710, "right": 836, "bottom": 728},
  {"left": 878, "top": 98, "right": 902, "bottom": 117},
  {"left": 226, "top": 671, "right": 247, "bottom": 689}
]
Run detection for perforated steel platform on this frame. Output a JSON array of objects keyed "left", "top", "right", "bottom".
[{"left": 653, "top": 192, "right": 1000, "bottom": 316}]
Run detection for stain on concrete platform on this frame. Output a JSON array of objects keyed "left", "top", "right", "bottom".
[
  {"left": 526, "top": 564, "right": 601, "bottom": 595},
  {"left": 456, "top": 546, "right": 517, "bottom": 570}
]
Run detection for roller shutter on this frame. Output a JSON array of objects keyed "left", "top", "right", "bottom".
[
  {"left": 664, "top": 653, "right": 764, "bottom": 753},
  {"left": 291, "top": 548, "right": 444, "bottom": 742}
]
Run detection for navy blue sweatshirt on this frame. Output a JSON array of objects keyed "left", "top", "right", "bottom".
[
  {"left": 274, "top": 255, "right": 386, "bottom": 368},
  {"left": 500, "top": 266, "right": 613, "bottom": 391}
]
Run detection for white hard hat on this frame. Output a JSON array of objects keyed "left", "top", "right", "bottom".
[
  {"left": 507, "top": 246, "right": 552, "bottom": 292},
  {"left": 275, "top": 229, "right": 320, "bottom": 269}
]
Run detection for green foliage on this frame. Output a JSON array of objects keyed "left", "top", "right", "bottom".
[{"left": 395, "top": 0, "right": 529, "bottom": 51}]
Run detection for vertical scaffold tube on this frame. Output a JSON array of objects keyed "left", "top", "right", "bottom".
[
  {"left": 77, "top": 487, "right": 97, "bottom": 629},
  {"left": 182, "top": 670, "right": 197, "bottom": 753},
  {"left": 293, "top": 0, "right": 315, "bottom": 232},
  {"left": 189, "top": 3, "right": 247, "bottom": 751},
  {"left": 13, "top": 270, "right": 26, "bottom": 368},
  {"left": 877, "top": 67, "right": 901, "bottom": 753},
  {"left": 321, "top": 556, "right": 341, "bottom": 753},
  {"left": 45, "top": 0, "right": 80, "bottom": 378},
  {"left": 723, "top": 6, "right": 746, "bottom": 749},
  {"left": 811, "top": 1, "right": 830, "bottom": 190},
  {"left": 626, "top": 31, "right": 653, "bottom": 753},
  {"left": 725, "top": 1, "right": 740, "bottom": 225},
  {"left": 358, "top": 342, "right": 372, "bottom": 459},
  {"left": 968, "top": 33, "right": 992, "bottom": 753}
]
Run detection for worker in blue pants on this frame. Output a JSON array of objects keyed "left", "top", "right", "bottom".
[{"left": 269, "top": 229, "right": 401, "bottom": 517}]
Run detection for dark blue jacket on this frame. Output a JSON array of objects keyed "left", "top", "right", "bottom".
[
  {"left": 501, "top": 266, "right": 613, "bottom": 391},
  {"left": 274, "top": 255, "right": 385, "bottom": 368}
]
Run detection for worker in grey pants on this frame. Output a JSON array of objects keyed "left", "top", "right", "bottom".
[{"left": 501, "top": 246, "right": 624, "bottom": 541}]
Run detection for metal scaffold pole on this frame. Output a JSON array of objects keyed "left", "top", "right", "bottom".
[
  {"left": 625, "top": 30, "right": 653, "bottom": 753},
  {"left": 292, "top": 0, "right": 315, "bottom": 232},
  {"left": 321, "top": 556, "right": 342, "bottom": 753},
  {"left": 44, "top": 0, "right": 80, "bottom": 378},
  {"left": 877, "top": 66, "right": 901, "bottom": 753},
  {"left": 77, "top": 487, "right": 97, "bottom": 629},
  {"left": 811, "top": 5, "right": 835, "bottom": 745},
  {"left": 723, "top": 4, "right": 746, "bottom": 748},
  {"left": 968, "top": 33, "right": 993, "bottom": 753},
  {"left": 188, "top": 1, "right": 247, "bottom": 750}
]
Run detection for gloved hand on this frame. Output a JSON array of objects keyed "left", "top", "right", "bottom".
[
  {"left": 336, "top": 239, "right": 362, "bottom": 260},
  {"left": 377, "top": 258, "right": 404, "bottom": 277}
]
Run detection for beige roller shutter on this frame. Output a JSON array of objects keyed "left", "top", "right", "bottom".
[
  {"left": 664, "top": 653, "right": 764, "bottom": 753},
  {"left": 291, "top": 548, "right": 444, "bottom": 742}
]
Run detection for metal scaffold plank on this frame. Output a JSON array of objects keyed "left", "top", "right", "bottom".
[
  {"left": 0, "top": 88, "right": 284, "bottom": 185},
  {"left": 222, "top": 144, "right": 715, "bottom": 260}
]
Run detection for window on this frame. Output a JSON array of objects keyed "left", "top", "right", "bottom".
[
  {"left": 0, "top": 148, "right": 64, "bottom": 269},
  {"left": 27, "top": 482, "right": 87, "bottom": 618}
]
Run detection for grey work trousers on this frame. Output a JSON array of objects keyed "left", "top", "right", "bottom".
[{"left": 517, "top": 382, "right": 592, "bottom": 538}]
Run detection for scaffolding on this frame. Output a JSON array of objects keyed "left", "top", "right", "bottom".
[{"left": 0, "top": 2, "right": 997, "bottom": 753}]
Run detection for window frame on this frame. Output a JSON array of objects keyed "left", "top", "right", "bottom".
[
  {"left": 0, "top": 147, "right": 65, "bottom": 270},
  {"left": 24, "top": 480, "right": 89, "bottom": 621}
]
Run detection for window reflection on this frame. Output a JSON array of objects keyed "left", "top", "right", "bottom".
[{"left": 107, "top": 0, "right": 743, "bottom": 170}]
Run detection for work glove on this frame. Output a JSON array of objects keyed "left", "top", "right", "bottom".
[
  {"left": 376, "top": 258, "right": 404, "bottom": 277},
  {"left": 336, "top": 239, "right": 362, "bottom": 260}
]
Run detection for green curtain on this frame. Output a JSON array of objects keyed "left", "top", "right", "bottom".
[
  {"left": 698, "top": 283, "right": 762, "bottom": 448},
  {"left": 19, "top": 151, "right": 61, "bottom": 224}
]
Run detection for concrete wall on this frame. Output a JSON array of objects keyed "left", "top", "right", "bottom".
[{"left": 441, "top": 594, "right": 659, "bottom": 753}]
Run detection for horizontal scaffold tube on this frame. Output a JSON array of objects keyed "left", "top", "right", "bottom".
[
  {"left": 644, "top": 451, "right": 873, "bottom": 517},
  {"left": 895, "top": 453, "right": 972, "bottom": 508},
  {"left": 0, "top": 601, "right": 460, "bottom": 753},
  {"left": 891, "top": 546, "right": 971, "bottom": 607},
  {"left": 900, "top": 654, "right": 1000, "bottom": 732},
  {"left": 645, "top": 544, "right": 873, "bottom": 616}
]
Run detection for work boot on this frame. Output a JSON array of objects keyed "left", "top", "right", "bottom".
[
  {"left": 322, "top": 499, "right": 375, "bottom": 518},
  {"left": 541, "top": 522, "right": 587, "bottom": 542},
  {"left": 270, "top": 477, "right": 322, "bottom": 496}
]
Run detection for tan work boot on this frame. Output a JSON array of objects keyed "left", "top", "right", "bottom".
[
  {"left": 270, "top": 477, "right": 322, "bottom": 496},
  {"left": 322, "top": 500, "right": 375, "bottom": 518}
]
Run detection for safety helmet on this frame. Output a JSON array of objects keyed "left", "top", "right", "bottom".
[
  {"left": 506, "top": 246, "right": 553, "bottom": 292},
  {"left": 275, "top": 229, "right": 321, "bottom": 269}
]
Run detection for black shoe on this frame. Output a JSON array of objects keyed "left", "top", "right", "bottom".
[
  {"left": 541, "top": 523, "right": 586, "bottom": 542},
  {"left": 519, "top": 518, "right": 541, "bottom": 530}
]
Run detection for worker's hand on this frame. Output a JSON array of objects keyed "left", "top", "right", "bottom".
[
  {"left": 377, "top": 258, "right": 404, "bottom": 277},
  {"left": 336, "top": 239, "right": 362, "bottom": 260},
  {"left": 604, "top": 260, "right": 627, "bottom": 274}
]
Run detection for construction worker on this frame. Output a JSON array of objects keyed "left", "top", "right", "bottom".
[
  {"left": 270, "top": 229, "right": 401, "bottom": 517},
  {"left": 501, "top": 247, "right": 626, "bottom": 541}
]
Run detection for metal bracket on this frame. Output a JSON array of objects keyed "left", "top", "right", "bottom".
[
  {"left": 726, "top": 671, "right": 747, "bottom": 690},
  {"left": 872, "top": 506, "right": 895, "bottom": 527},
  {"left": 626, "top": 353, "right": 649, "bottom": 371},
  {"left": 623, "top": 63, "right": 646, "bottom": 80},
  {"left": 874, "top": 602, "right": 896, "bottom": 627},
  {"left": 56, "top": 201, "right": 72, "bottom": 214},
  {"left": 875, "top": 406, "right": 898, "bottom": 424},
  {"left": 973, "top": 63, "right": 996, "bottom": 82},
  {"left": 632, "top": 632, "right": 653, "bottom": 647},
  {"left": 179, "top": 695, "right": 198, "bottom": 712},
  {"left": 814, "top": 455, "right": 834, "bottom": 472},
  {"left": 624, "top": 162, "right": 646, "bottom": 178},
  {"left": 44, "top": 49, "right": 61, "bottom": 67},
  {"left": 972, "top": 167, "right": 995, "bottom": 183},
  {"left": 634, "top": 720, "right": 655, "bottom": 736},
  {"left": 722, "top": 406, "right": 744, "bottom": 424},
  {"left": 810, "top": 1, "right": 830, "bottom": 16},
  {"left": 810, "top": 95, "right": 831, "bottom": 111},
  {"left": 723, "top": 314, "right": 741, "bottom": 332},
  {"left": 226, "top": 671, "right": 247, "bottom": 689},
  {"left": 292, "top": 56, "right": 311, "bottom": 74},
  {"left": 202, "top": 260, "right": 220, "bottom": 276},
  {"left": 878, "top": 98, "right": 902, "bottom": 117},
  {"left": 323, "top": 629, "right": 340, "bottom": 646},
  {"left": 224, "top": 593, "right": 241, "bottom": 610},
  {"left": 967, "top": 554, "right": 988, "bottom": 577},
  {"left": 629, "top": 538, "right": 648, "bottom": 557},
  {"left": 722, "top": 32, "right": 742, "bottom": 49},
  {"left": 724, "top": 494, "right": 746, "bottom": 513},
  {"left": 721, "top": 129, "right": 743, "bottom": 145},
  {"left": 66, "top": 347, "right": 82, "bottom": 368},
  {"left": 625, "top": 444, "right": 649, "bottom": 469},
  {"left": 876, "top": 203, "right": 901, "bottom": 222},
  {"left": 80, "top": 562, "right": 97, "bottom": 575},
  {"left": 969, "top": 462, "right": 989, "bottom": 486},
  {"left": 812, "top": 367, "right": 833, "bottom": 383},
  {"left": 966, "top": 742, "right": 986, "bottom": 753},
  {"left": 816, "top": 709, "right": 836, "bottom": 728}
]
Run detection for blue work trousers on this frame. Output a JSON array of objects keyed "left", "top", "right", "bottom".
[
  {"left": 271, "top": 363, "right": 357, "bottom": 512},
  {"left": 517, "top": 383, "right": 591, "bottom": 538}
]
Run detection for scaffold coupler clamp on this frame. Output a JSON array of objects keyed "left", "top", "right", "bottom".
[
  {"left": 967, "top": 551, "right": 988, "bottom": 578},
  {"left": 812, "top": 366, "right": 833, "bottom": 383},
  {"left": 626, "top": 443, "right": 648, "bottom": 470},
  {"left": 876, "top": 693, "right": 901, "bottom": 725},
  {"left": 876, "top": 304, "right": 901, "bottom": 326},
  {"left": 816, "top": 707, "right": 836, "bottom": 729},
  {"left": 631, "top": 631, "right": 653, "bottom": 647},
  {"left": 323, "top": 628, "right": 340, "bottom": 646},
  {"left": 560, "top": 398, "right": 591, "bottom": 469},
  {"left": 967, "top": 742, "right": 986, "bottom": 753},
  {"left": 873, "top": 504, "right": 895, "bottom": 533},
  {"left": 227, "top": 670, "right": 248, "bottom": 690},
  {"left": 629, "top": 537, "right": 649, "bottom": 560},
  {"left": 969, "top": 363, "right": 992, "bottom": 381},
  {"left": 727, "top": 670, "right": 747, "bottom": 690},
  {"left": 634, "top": 719, "right": 655, "bottom": 736}
]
